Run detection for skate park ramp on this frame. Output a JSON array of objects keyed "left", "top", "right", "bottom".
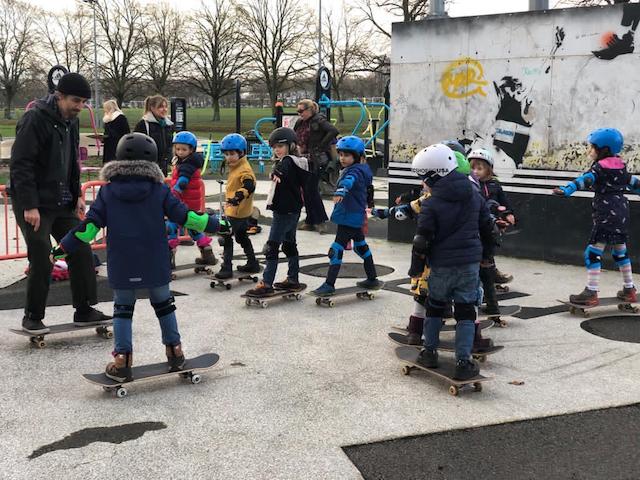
[{"left": 343, "top": 403, "right": 640, "bottom": 480}]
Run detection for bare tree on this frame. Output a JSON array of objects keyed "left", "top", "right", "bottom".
[
  {"left": 357, "top": 0, "right": 447, "bottom": 38},
  {"left": 95, "top": 0, "right": 145, "bottom": 105},
  {"left": 0, "top": 0, "right": 39, "bottom": 118},
  {"left": 323, "top": 5, "right": 374, "bottom": 122},
  {"left": 38, "top": 7, "right": 93, "bottom": 74},
  {"left": 141, "top": 2, "right": 184, "bottom": 96},
  {"left": 185, "top": 0, "right": 245, "bottom": 121},
  {"left": 237, "top": 0, "right": 315, "bottom": 109}
]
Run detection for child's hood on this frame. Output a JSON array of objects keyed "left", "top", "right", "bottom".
[
  {"left": 598, "top": 156, "right": 625, "bottom": 170},
  {"left": 100, "top": 160, "right": 165, "bottom": 203}
]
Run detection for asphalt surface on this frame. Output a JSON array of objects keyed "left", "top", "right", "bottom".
[{"left": 343, "top": 403, "right": 640, "bottom": 480}]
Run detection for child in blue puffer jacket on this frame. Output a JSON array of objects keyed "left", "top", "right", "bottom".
[
  {"left": 51, "top": 133, "right": 229, "bottom": 383},
  {"left": 312, "top": 136, "right": 383, "bottom": 295}
]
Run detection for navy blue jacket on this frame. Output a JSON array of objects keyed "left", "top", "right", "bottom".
[
  {"left": 61, "top": 161, "right": 198, "bottom": 289},
  {"left": 417, "top": 171, "right": 494, "bottom": 267},
  {"left": 331, "top": 163, "right": 372, "bottom": 228}
]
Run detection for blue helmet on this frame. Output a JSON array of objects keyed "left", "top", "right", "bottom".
[
  {"left": 173, "top": 131, "right": 198, "bottom": 149},
  {"left": 441, "top": 139, "right": 466, "bottom": 156},
  {"left": 587, "top": 128, "right": 623, "bottom": 154},
  {"left": 221, "top": 133, "right": 248, "bottom": 153},
  {"left": 336, "top": 135, "right": 365, "bottom": 156}
]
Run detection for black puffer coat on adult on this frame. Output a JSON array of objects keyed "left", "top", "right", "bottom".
[
  {"left": 134, "top": 112, "right": 174, "bottom": 175},
  {"left": 416, "top": 170, "right": 495, "bottom": 267},
  {"left": 9, "top": 95, "right": 81, "bottom": 210}
]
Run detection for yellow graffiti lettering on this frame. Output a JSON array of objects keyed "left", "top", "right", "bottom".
[{"left": 441, "top": 58, "right": 489, "bottom": 99}]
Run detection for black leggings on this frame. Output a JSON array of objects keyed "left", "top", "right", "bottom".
[{"left": 325, "top": 224, "right": 376, "bottom": 286}]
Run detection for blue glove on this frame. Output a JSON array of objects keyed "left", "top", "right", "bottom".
[
  {"left": 553, "top": 184, "right": 576, "bottom": 197},
  {"left": 173, "top": 176, "right": 189, "bottom": 193},
  {"left": 370, "top": 208, "right": 389, "bottom": 219}
]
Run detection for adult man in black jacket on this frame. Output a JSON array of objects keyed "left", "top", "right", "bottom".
[{"left": 10, "top": 72, "right": 110, "bottom": 334}]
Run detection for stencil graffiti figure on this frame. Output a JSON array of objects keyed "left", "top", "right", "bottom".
[
  {"left": 492, "top": 76, "right": 533, "bottom": 168},
  {"left": 593, "top": 3, "right": 640, "bottom": 60}
]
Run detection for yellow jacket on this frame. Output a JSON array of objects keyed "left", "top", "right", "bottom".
[{"left": 224, "top": 157, "right": 256, "bottom": 219}]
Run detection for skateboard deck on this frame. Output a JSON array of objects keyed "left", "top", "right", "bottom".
[
  {"left": 387, "top": 332, "right": 504, "bottom": 363},
  {"left": 242, "top": 284, "right": 307, "bottom": 308},
  {"left": 9, "top": 321, "right": 113, "bottom": 349},
  {"left": 171, "top": 263, "right": 214, "bottom": 280},
  {"left": 82, "top": 353, "right": 220, "bottom": 398},
  {"left": 478, "top": 304, "right": 521, "bottom": 327},
  {"left": 391, "top": 319, "right": 494, "bottom": 334},
  {"left": 395, "top": 346, "right": 491, "bottom": 396},
  {"left": 210, "top": 273, "right": 259, "bottom": 290},
  {"left": 558, "top": 297, "right": 640, "bottom": 317},
  {"left": 308, "top": 284, "right": 383, "bottom": 307}
]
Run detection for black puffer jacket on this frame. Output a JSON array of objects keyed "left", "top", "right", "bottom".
[
  {"left": 134, "top": 113, "right": 174, "bottom": 175},
  {"left": 417, "top": 171, "right": 494, "bottom": 267},
  {"left": 9, "top": 95, "right": 81, "bottom": 210}
]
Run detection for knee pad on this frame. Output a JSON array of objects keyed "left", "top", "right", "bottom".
[
  {"left": 264, "top": 241, "right": 280, "bottom": 260},
  {"left": 328, "top": 242, "right": 344, "bottom": 265},
  {"left": 612, "top": 247, "right": 631, "bottom": 267},
  {"left": 282, "top": 241, "right": 298, "bottom": 258},
  {"left": 454, "top": 302, "right": 477, "bottom": 321},
  {"left": 353, "top": 240, "right": 371, "bottom": 260},
  {"left": 584, "top": 245, "right": 603, "bottom": 269},
  {"left": 151, "top": 296, "right": 176, "bottom": 318},
  {"left": 113, "top": 303, "right": 134, "bottom": 319},
  {"left": 426, "top": 297, "right": 447, "bottom": 318}
]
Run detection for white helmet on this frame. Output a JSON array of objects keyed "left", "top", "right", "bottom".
[
  {"left": 411, "top": 144, "right": 457, "bottom": 181},
  {"left": 468, "top": 148, "right": 494, "bottom": 167}
]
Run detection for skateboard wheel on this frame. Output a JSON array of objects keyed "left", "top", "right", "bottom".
[
  {"left": 190, "top": 374, "right": 202, "bottom": 384},
  {"left": 633, "top": 307, "right": 640, "bottom": 314},
  {"left": 328, "top": 301, "right": 335, "bottom": 308},
  {"left": 260, "top": 302, "right": 268, "bottom": 309},
  {"left": 448, "top": 385, "right": 459, "bottom": 396},
  {"left": 106, "top": 331, "right": 113, "bottom": 339},
  {"left": 225, "top": 284, "right": 231, "bottom": 290},
  {"left": 402, "top": 366, "right": 411, "bottom": 376},
  {"left": 36, "top": 340, "right": 46, "bottom": 349},
  {"left": 478, "top": 355, "right": 487, "bottom": 363},
  {"left": 356, "top": 292, "right": 364, "bottom": 299},
  {"left": 245, "top": 299, "right": 251, "bottom": 307},
  {"left": 210, "top": 282, "right": 216, "bottom": 288},
  {"left": 294, "top": 294, "right": 302, "bottom": 301},
  {"left": 473, "top": 382, "right": 483, "bottom": 392},
  {"left": 252, "top": 277, "right": 258, "bottom": 283},
  {"left": 315, "top": 298, "right": 322, "bottom": 306},
  {"left": 368, "top": 293, "right": 375, "bottom": 300},
  {"left": 116, "top": 387, "right": 128, "bottom": 398},
  {"left": 583, "top": 311, "right": 590, "bottom": 318}
]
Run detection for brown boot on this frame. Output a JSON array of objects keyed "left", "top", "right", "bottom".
[
  {"left": 406, "top": 315, "right": 424, "bottom": 345},
  {"left": 195, "top": 246, "right": 218, "bottom": 265},
  {"left": 105, "top": 352, "right": 133, "bottom": 382},
  {"left": 166, "top": 344, "right": 186, "bottom": 372}
]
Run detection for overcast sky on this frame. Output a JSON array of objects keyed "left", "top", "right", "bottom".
[{"left": 26, "top": 0, "right": 533, "bottom": 18}]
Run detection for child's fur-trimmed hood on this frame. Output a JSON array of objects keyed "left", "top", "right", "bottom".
[{"left": 100, "top": 160, "right": 165, "bottom": 183}]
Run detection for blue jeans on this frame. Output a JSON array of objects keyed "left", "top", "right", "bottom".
[
  {"left": 112, "top": 284, "right": 180, "bottom": 353},
  {"left": 263, "top": 212, "right": 300, "bottom": 286},
  {"left": 423, "top": 263, "right": 481, "bottom": 360}
]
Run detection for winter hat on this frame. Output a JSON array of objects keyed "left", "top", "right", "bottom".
[{"left": 56, "top": 73, "right": 92, "bottom": 99}]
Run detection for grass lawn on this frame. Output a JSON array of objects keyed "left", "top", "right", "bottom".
[{"left": 0, "top": 105, "right": 381, "bottom": 140}]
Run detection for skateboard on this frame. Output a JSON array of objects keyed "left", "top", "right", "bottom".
[
  {"left": 171, "top": 264, "right": 214, "bottom": 280},
  {"left": 9, "top": 321, "right": 113, "bottom": 349},
  {"left": 478, "top": 305, "right": 521, "bottom": 327},
  {"left": 387, "top": 332, "right": 504, "bottom": 363},
  {"left": 241, "top": 284, "right": 307, "bottom": 308},
  {"left": 210, "top": 273, "right": 259, "bottom": 290},
  {"left": 395, "top": 346, "right": 491, "bottom": 396},
  {"left": 558, "top": 297, "right": 640, "bottom": 318},
  {"left": 308, "top": 285, "right": 383, "bottom": 307},
  {"left": 82, "top": 353, "right": 220, "bottom": 398},
  {"left": 390, "top": 319, "right": 494, "bottom": 333}
]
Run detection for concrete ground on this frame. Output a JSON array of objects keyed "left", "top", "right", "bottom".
[{"left": 1, "top": 179, "right": 640, "bottom": 479}]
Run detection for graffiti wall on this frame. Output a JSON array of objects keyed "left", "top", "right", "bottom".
[{"left": 389, "top": 4, "right": 640, "bottom": 174}]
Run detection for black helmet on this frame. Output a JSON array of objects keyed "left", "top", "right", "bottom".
[
  {"left": 268, "top": 127, "right": 297, "bottom": 147},
  {"left": 115, "top": 132, "right": 158, "bottom": 162}
]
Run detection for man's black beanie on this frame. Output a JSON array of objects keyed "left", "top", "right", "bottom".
[{"left": 56, "top": 73, "right": 92, "bottom": 99}]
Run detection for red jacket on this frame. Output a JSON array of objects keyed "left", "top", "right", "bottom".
[{"left": 169, "top": 152, "right": 205, "bottom": 211}]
